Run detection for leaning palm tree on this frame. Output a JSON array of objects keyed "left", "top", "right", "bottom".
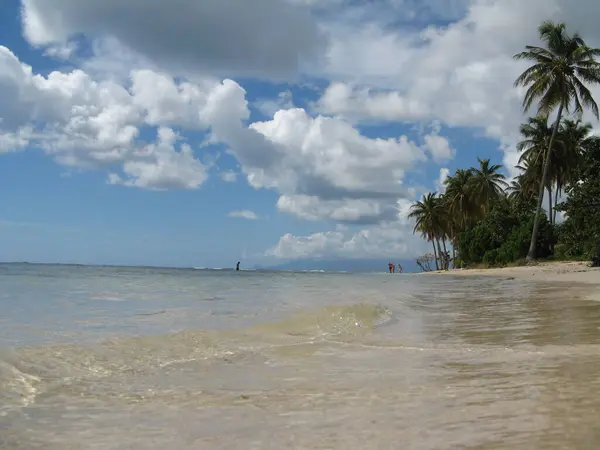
[
  {"left": 469, "top": 158, "right": 508, "bottom": 216},
  {"left": 514, "top": 20, "right": 600, "bottom": 260},
  {"left": 409, "top": 193, "right": 443, "bottom": 270}
]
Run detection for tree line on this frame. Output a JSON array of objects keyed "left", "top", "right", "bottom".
[{"left": 409, "top": 21, "right": 600, "bottom": 270}]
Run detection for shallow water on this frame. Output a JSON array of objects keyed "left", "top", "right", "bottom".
[{"left": 2, "top": 263, "right": 600, "bottom": 449}]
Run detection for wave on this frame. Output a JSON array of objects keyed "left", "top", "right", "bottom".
[{"left": 0, "top": 303, "right": 391, "bottom": 416}]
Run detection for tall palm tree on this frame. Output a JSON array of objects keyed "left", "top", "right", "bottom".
[
  {"left": 409, "top": 193, "right": 443, "bottom": 270},
  {"left": 469, "top": 158, "right": 508, "bottom": 216},
  {"left": 438, "top": 194, "right": 459, "bottom": 268},
  {"left": 557, "top": 119, "right": 595, "bottom": 175},
  {"left": 516, "top": 115, "right": 558, "bottom": 223},
  {"left": 514, "top": 20, "right": 600, "bottom": 260},
  {"left": 444, "top": 169, "right": 475, "bottom": 232}
]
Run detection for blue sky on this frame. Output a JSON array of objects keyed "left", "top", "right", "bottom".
[{"left": 0, "top": 0, "right": 597, "bottom": 267}]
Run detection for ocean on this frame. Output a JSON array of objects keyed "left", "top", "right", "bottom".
[{"left": 2, "top": 263, "right": 600, "bottom": 449}]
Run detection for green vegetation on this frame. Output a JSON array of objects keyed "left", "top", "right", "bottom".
[{"left": 410, "top": 21, "right": 600, "bottom": 270}]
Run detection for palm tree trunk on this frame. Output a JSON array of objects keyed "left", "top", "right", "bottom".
[
  {"left": 441, "top": 238, "right": 448, "bottom": 270},
  {"left": 451, "top": 239, "right": 456, "bottom": 269},
  {"left": 547, "top": 187, "right": 553, "bottom": 225},
  {"left": 431, "top": 240, "right": 439, "bottom": 271},
  {"left": 553, "top": 186, "right": 560, "bottom": 224},
  {"left": 527, "top": 102, "right": 564, "bottom": 261},
  {"left": 435, "top": 238, "right": 444, "bottom": 271}
]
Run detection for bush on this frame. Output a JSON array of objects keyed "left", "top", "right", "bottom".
[
  {"left": 457, "top": 202, "right": 554, "bottom": 267},
  {"left": 555, "top": 138, "right": 600, "bottom": 260}
]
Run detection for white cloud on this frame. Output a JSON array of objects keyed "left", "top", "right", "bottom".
[
  {"left": 317, "top": 0, "right": 600, "bottom": 150},
  {"left": 254, "top": 90, "right": 294, "bottom": 117},
  {"left": 43, "top": 41, "right": 78, "bottom": 60},
  {"left": 0, "top": 45, "right": 239, "bottom": 189},
  {"left": 0, "top": 127, "right": 32, "bottom": 153},
  {"left": 435, "top": 167, "right": 450, "bottom": 194},
  {"left": 220, "top": 170, "right": 238, "bottom": 183},
  {"left": 266, "top": 197, "right": 426, "bottom": 260},
  {"left": 203, "top": 94, "right": 429, "bottom": 223},
  {"left": 228, "top": 210, "right": 260, "bottom": 220},
  {"left": 20, "top": 0, "right": 326, "bottom": 80},
  {"left": 266, "top": 221, "right": 426, "bottom": 260},
  {"left": 129, "top": 70, "right": 218, "bottom": 129},
  {"left": 423, "top": 134, "right": 454, "bottom": 163},
  {"left": 108, "top": 128, "right": 207, "bottom": 190}
]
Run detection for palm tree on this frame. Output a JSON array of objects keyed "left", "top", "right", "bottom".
[
  {"left": 508, "top": 167, "right": 538, "bottom": 213},
  {"left": 516, "top": 115, "right": 558, "bottom": 223},
  {"left": 514, "top": 20, "right": 600, "bottom": 260},
  {"left": 557, "top": 119, "right": 595, "bottom": 171},
  {"left": 469, "top": 158, "right": 508, "bottom": 216},
  {"left": 444, "top": 169, "right": 476, "bottom": 232},
  {"left": 438, "top": 196, "right": 459, "bottom": 268},
  {"left": 409, "top": 193, "right": 444, "bottom": 270}
]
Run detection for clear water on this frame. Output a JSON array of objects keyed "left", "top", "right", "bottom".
[{"left": 2, "top": 263, "right": 600, "bottom": 449}]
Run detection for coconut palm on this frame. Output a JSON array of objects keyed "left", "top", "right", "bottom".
[
  {"left": 443, "top": 169, "right": 476, "bottom": 232},
  {"left": 516, "top": 115, "right": 558, "bottom": 222},
  {"left": 557, "top": 119, "right": 596, "bottom": 177},
  {"left": 508, "top": 164, "right": 539, "bottom": 213},
  {"left": 469, "top": 158, "right": 508, "bottom": 216},
  {"left": 408, "top": 193, "right": 444, "bottom": 270},
  {"left": 514, "top": 20, "right": 600, "bottom": 260}
]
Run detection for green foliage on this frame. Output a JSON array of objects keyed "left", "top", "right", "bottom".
[
  {"left": 457, "top": 201, "right": 555, "bottom": 267},
  {"left": 555, "top": 139, "right": 600, "bottom": 260}
]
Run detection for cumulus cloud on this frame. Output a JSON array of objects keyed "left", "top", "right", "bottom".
[
  {"left": 265, "top": 197, "right": 426, "bottom": 260},
  {"left": 423, "top": 134, "right": 454, "bottom": 163},
  {"left": 228, "top": 210, "right": 260, "bottom": 220},
  {"left": 266, "top": 222, "right": 426, "bottom": 260},
  {"left": 108, "top": 128, "right": 207, "bottom": 190},
  {"left": 202, "top": 91, "right": 429, "bottom": 223},
  {"left": 435, "top": 168, "right": 451, "bottom": 194},
  {"left": 20, "top": 0, "right": 326, "bottom": 80},
  {"left": 317, "top": 0, "right": 600, "bottom": 147},
  {"left": 0, "top": 46, "right": 229, "bottom": 189}
]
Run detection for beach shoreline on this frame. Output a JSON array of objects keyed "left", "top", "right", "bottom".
[
  {"left": 422, "top": 261, "right": 600, "bottom": 301},
  {"left": 422, "top": 260, "right": 599, "bottom": 282}
]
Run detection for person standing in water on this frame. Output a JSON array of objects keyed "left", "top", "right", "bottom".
[
  {"left": 236, "top": 261, "right": 240, "bottom": 271},
  {"left": 397, "top": 263, "right": 403, "bottom": 273}
]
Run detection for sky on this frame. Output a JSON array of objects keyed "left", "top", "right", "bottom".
[{"left": 1, "top": 0, "right": 600, "bottom": 268}]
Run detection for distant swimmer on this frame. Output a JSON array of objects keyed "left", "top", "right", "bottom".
[{"left": 236, "top": 261, "right": 240, "bottom": 271}]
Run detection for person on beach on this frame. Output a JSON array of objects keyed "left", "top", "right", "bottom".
[
  {"left": 388, "top": 262, "right": 393, "bottom": 273},
  {"left": 236, "top": 261, "right": 240, "bottom": 271},
  {"left": 397, "top": 263, "right": 403, "bottom": 273}
]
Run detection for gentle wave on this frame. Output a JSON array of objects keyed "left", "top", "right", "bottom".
[{"left": 0, "top": 302, "right": 392, "bottom": 415}]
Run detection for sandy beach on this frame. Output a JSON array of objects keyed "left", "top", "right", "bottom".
[{"left": 424, "top": 260, "right": 598, "bottom": 283}]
